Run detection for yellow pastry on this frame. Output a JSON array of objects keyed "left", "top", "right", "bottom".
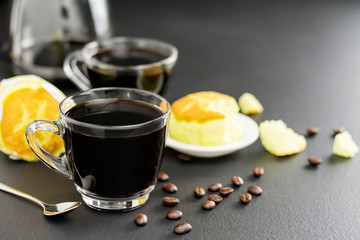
[{"left": 169, "top": 91, "right": 243, "bottom": 146}]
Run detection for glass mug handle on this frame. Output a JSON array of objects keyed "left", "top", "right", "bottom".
[
  {"left": 63, "top": 50, "right": 92, "bottom": 91},
  {"left": 25, "top": 120, "right": 73, "bottom": 180}
]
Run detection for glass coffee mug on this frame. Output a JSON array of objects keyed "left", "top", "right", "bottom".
[
  {"left": 63, "top": 37, "right": 178, "bottom": 94},
  {"left": 26, "top": 88, "right": 170, "bottom": 211}
]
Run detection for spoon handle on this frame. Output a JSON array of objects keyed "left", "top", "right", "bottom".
[{"left": 0, "top": 182, "right": 44, "bottom": 207}]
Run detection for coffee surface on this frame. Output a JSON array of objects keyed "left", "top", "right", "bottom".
[
  {"left": 93, "top": 48, "right": 166, "bottom": 66},
  {"left": 66, "top": 99, "right": 161, "bottom": 126}
]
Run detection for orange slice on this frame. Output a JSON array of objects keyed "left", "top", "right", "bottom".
[{"left": 0, "top": 75, "right": 66, "bottom": 162}]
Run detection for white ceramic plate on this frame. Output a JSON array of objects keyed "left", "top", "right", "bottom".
[{"left": 166, "top": 113, "right": 259, "bottom": 158}]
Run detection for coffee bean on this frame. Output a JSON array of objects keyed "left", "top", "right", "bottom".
[
  {"left": 307, "top": 127, "right": 320, "bottom": 135},
  {"left": 174, "top": 223, "right": 192, "bottom": 235},
  {"left": 157, "top": 171, "right": 169, "bottom": 181},
  {"left": 247, "top": 185, "right": 262, "bottom": 196},
  {"left": 208, "top": 194, "right": 222, "bottom": 204},
  {"left": 334, "top": 126, "right": 344, "bottom": 135},
  {"left": 166, "top": 210, "right": 183, "bottom": 220},
  {"left": 253, "top": 167, "right": 264, "bottom": 177},
  {"left": 193, "top": 187, "right": 205, "bottom": 198},
  {"left": 240, "top": 193, "right": 252, "bottom": 204},
  {"left": 202, "top": 200, "right": 216, "bottom": 210},
  {"left": 177, "top": 153, "right": 192, "bottom": 162},
  {"left": 231, "top": 176, "right": 244, "bottom": 187},
  {"left": 308, "top": 156, "right": 322, "bottom": 165},
  {"left": 162, "top": 182, "right": 178, "bottom": 193},
  {"left": 135, "top": 214, "right": 148, "bottom": 226},
  {"left": 219, "top": 187, "right": 234, "bottom": 197},
  {"left": 162, "top": 197, "right": 180, "bottom": 206},
  {"left": 208, "top": 182, "right": 222, "bottom": 192}
]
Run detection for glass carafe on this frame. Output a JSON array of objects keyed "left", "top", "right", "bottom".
[{"left": 10, "top": 0, "right": 112, "bottom": 82}]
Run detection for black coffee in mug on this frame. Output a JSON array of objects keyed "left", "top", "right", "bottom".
[
  {"left": 86, "top": 48, "right": 168, "bottom": 93},
  {"left": 64, "top": 99, "right": 166, "bottom": 197},
  {"left": 64, "top": 37, "right": 178, "bottom": 95}
]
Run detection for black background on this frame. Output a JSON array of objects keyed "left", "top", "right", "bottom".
[{"left": 1, "top": 0, "right": 360, "bottom": 239}]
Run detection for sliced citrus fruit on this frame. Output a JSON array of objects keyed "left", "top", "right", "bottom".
[
  {"left": 333, "top": 131, "right": 359, "bottom": 158},
  {"left": 0, "top": 75, "right": 66, "bottom": 162},
  {"left": 259, "top": 120, "right": 306, "bottom": 156},
  {"left": 238, "top": 92, "right": 263, "bottom": 115}
]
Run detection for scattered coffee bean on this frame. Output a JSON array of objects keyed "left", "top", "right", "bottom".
[
  {"left": 253, "top": 167, "right": 265, "bottom": 177},
  {"left": 308, "top": 156, "right": 322, "bottom": 166},
  {"left": 219, "top": 187, "right": 234, "bottom": 197},
  {"left": 157, "top": 171, "right": 169, "bottom": 181},
  {"left": 208, "top": 194, "right": 222, "bottom": 204},
  {"left": 162, "top": 182, "right": 178, "bottom": 193},
  {"left": 334, "top": 126, "right": 344, "bottom": 135},
  {"left": 202, "top": 200, "right": 216, "bottom": 210},
  {"left": 193, "top": 187, "right": 205, "bottom": 198},
  {"left": 231, "top": 176, "right": 244, "bottom": 187},
  {"left": 135, "top": 214, "right": 148, "bottom": 226},
  {"left": 178, "top": 153, "right": 192, "bottom": 162},
  {"left": 307, "top": 127, "right": 320, "bottom": 135},
  {"left": 247, "top": 185, "right": 262, "bottom": 196},
  {"left": 208, "top": 182, "right": 223, "bottom": 192},
  {"left": 166, "top": 210, "right": 183, "bottom": 220},
  {"left": 240, "top": 193, "right": 252, "bottom": 204},
  {"left": 162, "top": 197, "right": 180, "bottom": 206},
  {"left": 174, "top": 223, "right": 192, "bottom": 235}
]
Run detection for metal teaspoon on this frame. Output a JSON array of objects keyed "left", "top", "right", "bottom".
[{"left": 0, "top": 182, "right": 81, "bottom": 216}]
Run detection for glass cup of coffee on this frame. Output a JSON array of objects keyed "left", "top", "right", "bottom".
[
  {"left": 63, "top": 37, "right": 178, "bottom": 94},
  {"left": 25, "top": 87, "right": 170, "bottom": 211}
]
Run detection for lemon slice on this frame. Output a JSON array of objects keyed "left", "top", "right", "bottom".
[
  {"left": 259, "top": 120, "right": 306, "bottom": 156},
  {"left": 333, "top": 131, "right": 359, "bottom": 158},
  {"left": 0, "top": 75, "right": 66, "bottom": 162},
  {"left": 238, "top": 92, "right": 263, "bottom": 115}
]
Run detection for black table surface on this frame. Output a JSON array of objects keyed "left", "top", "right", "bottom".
[{"left": 1, "top": 0, "right": 360, "bottom": 239}]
